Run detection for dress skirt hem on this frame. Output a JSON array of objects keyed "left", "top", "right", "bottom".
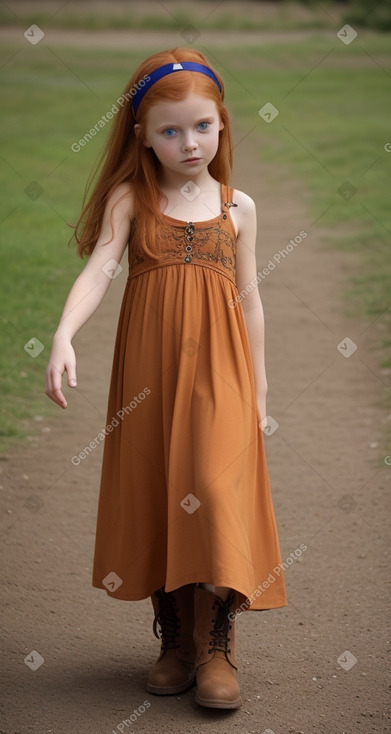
[{"left": 91, "top": 576, "right": 288, "bottom": 613}]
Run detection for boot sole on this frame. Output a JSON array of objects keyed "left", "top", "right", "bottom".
[
  {"left": 195, "top": 692, "right": 243, "bottom": 709},
  {"left": 146, "top": 675, "right": 196, "bottom": 696}
]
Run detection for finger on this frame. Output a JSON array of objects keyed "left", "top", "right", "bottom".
[
  {"left": 46, "top": 365, "right": 67, "bottom": 408},
  {"left": 65, "top": 361, "right": 77, "bottom": 387},
  {"left": 46, "top": 379, "right": 67, "bottom": 408},
  {"left": 52, "top": 388, "right": 68, "bottom": 408},
  {"left": 45, "top": 383, "right": 67, "bottom": 408}
]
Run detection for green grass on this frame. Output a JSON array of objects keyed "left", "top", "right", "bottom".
[
  {"left": 0, "top": 0, "right": 346, "bottom": 32},
  {"left": 0, "top": 36, "right": 390, "bottom": 452},
  {"left": 1, "top": 0, "right": 389, "bottom": 33}
]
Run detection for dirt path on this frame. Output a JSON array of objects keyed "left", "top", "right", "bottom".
[{"left": 1, "top": 126, "right": 390, "bottom": 732}]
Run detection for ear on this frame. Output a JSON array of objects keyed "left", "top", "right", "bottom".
[
  {"left": 134, "top": 123, "right": 151, "bottom": 147},
  {"left": 219, "top": 119, "right": 224, "bottom": 131}
]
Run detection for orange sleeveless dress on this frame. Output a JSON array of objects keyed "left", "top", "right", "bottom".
[{"left": 92, "top": 182, "right": 288, "bottom": 612}]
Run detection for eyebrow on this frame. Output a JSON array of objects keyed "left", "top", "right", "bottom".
[{"left": 156, "top": 116, "right": 215, "bottom": 131}]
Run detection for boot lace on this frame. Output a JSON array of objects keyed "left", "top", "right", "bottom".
[
  {"left": 152, "top": 588, "right": 181, "bottom": 651},
  {"left": 208, "top": 590, "right": 235, "bottom": 657}
]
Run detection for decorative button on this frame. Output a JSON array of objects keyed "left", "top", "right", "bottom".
[
  {"left": 184, "top": 255, "right": 192, "bottom": 263},
  {"left": 185, "top": 245, "right": 192, "bottom": 252},
  {"left": 185, "top": 224, "right": 195, "bottom": 234},
  {"left": 223, "top": 214, "right": 227, "bottom": 219},
  {"left": 186, "top": 235, "right": 193, "bottom": 241}
]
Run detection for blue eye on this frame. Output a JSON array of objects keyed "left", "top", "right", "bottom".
[
  {"left": 163, "top": 128, "right": 176, "bottom": 136},
  {"left": 198, "top": 122, "right": 209, "bottom": 131}
]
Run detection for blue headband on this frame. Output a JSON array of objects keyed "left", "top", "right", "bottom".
[{"left": 132, "top": 62, "right": 222, "bottom": 117}]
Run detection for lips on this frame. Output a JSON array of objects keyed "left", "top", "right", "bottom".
[{"left": 183, "top": 157, "right": 200, "bottom": 162}]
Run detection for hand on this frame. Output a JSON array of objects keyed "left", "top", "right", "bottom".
[{"left": 45, "top": 334, "right": 77, "bottom": 409}]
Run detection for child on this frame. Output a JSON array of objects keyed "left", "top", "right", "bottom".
[{"left": 45, "top": 47, "right": 287, "bottom": 710}]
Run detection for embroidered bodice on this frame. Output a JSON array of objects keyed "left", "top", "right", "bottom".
[{"left": 127, "top": 184, "right": 237, "bottom": 286}]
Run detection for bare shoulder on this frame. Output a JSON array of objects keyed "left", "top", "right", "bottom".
[
  {"left": 105, "top": 181, "right": 135, "bottom": 220},
  {"left": 231, "top": 188, "right": 256, "bottom": 238},
  {"left": 233, "top": 188, "right": 256, "bottom": 212}
]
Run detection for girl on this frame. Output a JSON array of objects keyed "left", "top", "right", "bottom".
[{"left": 46, "top": 47, "right": 287, "bottom": 710}]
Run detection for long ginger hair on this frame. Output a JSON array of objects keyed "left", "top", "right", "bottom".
[{"left": 72, "top": 47, "right": 233, "bottom": 260}]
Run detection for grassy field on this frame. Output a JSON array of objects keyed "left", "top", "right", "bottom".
[
  {"left": 1, "top": 34, "right": 390, "bottom": 451},
  {"left": 0, "top": 0, "right": 348, "bottom": 32},
  {"left": 1, "top": 0, "right": 390, "bottom": 32}
]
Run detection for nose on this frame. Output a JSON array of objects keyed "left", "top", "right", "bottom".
[{"left": 182, "top": 130, "right": 198, "bottom": 152}]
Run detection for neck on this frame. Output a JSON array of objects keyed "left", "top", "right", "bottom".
[{"left": 157, "top": 167, "right": 214, "bottom": 192}]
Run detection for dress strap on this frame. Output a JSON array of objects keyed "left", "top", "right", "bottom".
[{"left": 222, "top": 183, "right": 237, "bottom": 210}]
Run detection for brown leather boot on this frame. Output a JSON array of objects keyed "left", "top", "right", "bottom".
[
  {"left": 193, "top": 585, "right": 242, "bottom": 709},
  {"left": 146, "top": 584, "right": 197, "bottom": 695}
]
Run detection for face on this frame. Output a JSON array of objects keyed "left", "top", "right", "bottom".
[{"left": 134, "top": 93, "right": 224, "bottom": 177}]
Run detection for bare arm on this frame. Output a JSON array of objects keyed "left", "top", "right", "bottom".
[
  {"left": 235, "top": 191, "right": 268, "bottom": 422},
  {"left": 45, "top": 183, "right": 133, "bottom": 408}
]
